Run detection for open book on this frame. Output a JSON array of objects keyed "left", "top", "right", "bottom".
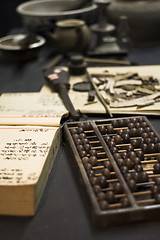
[{"left": 0, "top": 92, "right": 67, "bottom": 216}]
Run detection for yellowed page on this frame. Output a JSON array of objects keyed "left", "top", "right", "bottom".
[
  {"left": 0, "top": 125, "right": 58, "bottom": 186},
  {"left": 0, "top": 92, "right": 67, "bottom": 126}
]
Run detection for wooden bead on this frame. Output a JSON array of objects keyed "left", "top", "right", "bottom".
[
  {"left": 89, "top": 156, "right": 97, "bottom": 166},
  {"left": 99, "top": 200, "right": 108, "bottom": 210},
  {"left": 114, "top": 182, "right": 123, "bottom": 194},
  {"left": 120, "top": 197, "right": 130, "bottom": 207},
  {"left": 102, "top": 168, "right": 111, "bottom": 179},
  {"left": 97, "top": 192, "right": 106, "bottom": 201},
  {"left": 106, "top": 190, "right": 115, "bottom": 203}
]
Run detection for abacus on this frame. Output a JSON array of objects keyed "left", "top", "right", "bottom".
[{"left": 63, "top": 116, "right": 160, "bottom": 226}]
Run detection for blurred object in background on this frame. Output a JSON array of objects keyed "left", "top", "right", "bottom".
[
  {"left": 16, "top": 0, "right": 97, "bottom": 32},
  {"left": 107, "top": 0, "right": 160, "bottom": 46}
]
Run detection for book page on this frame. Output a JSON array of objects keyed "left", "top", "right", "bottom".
[
  {"left": 0, "top": 126, "right": 58, "bottom": 185},
  {"left": 0, "top": 92, "right": 67, "bottom": 126}
]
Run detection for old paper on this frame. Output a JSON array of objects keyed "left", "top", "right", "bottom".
[{"left": 0, "top": 92, "right": 67, "bottom": 126}]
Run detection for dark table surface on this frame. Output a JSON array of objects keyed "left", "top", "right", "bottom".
[{"left": 1, "top": 37, "right": 160, "bottom": 240}]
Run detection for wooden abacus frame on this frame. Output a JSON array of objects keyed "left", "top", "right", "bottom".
[{"left": 63, "top": 116, "right": 160, "bottom": 227}]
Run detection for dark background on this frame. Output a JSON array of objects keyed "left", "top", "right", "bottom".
[
  {"left": 0, "top": 0, "right": 24, "bottom": 37},
  {"left": 0, "top": 1, "right": 160, "bottom": 240}
]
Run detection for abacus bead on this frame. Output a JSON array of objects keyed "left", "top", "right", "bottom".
[
  {"left": 77, "top": 127, "right": 84, "bottom": 134},
  {"left": 89, "top": 149, "right": 97, "bottom": 156},
  {"left": 102, "top": 168, "right": 111, "bottom": 179},
  {"left": 132, "top": 172, "right": 141, "bottom": 183},
  {"left": 74, "top": 138, "right": 82, "bottom": 145},
  {"left": 153, "top": 163, "right": 160, "bottom": 174},
  {"left": 82, "top": 156, "right": 89, "bottom": 164},
  {"left": 84, "top": 163, "right": 92, "bottom": 171},
  {"left": 125, "top": 158, "right": 134, "bottom": 169},
  {"left": 130, "top": 128, "right": 137, "bottom": 137},
  {"left": 149, "top": 143, "right": 155, "bottom": 152},
  {"left": 109, "top": 141, "right": 116, "bottom": 148},
  {"left": 70, "top": 128, "right": 77, "bottom": 134},
  {"left": 121, "top": 152, "right": 128, "bottom": 159},
  {"left": 97, "top": 192, "right": 106, "bottom": 201},
  {"left": 113, "top": 153, "right": 121, "bottom": 160},
  {"left": 110, "top": 147, "right": 118, "bottom": 154},
  {"left": 118, "top": 119, "right": 125, "bottom": 127},
  {"left": 134, "top": 164, "right": 143, "bottom": 172},
  {"left": 116, "top": 158, "right": 125, "bottom": 168},
  {"left": 132, "top": 117, "right": 138, "bottom": 123},
  {"left": 126, "top": 145, "right": 134, "bottom": 152},
  {"left": 124, "top": 172, "right": 133, "bottom": 181},
  {"left": 138, "top": 117, "right": 144, "bottom": 123},
  {"left": 79, "top": 150, "right": 87, "bottom": 158},
  {"left": 131, "top": 139, "right": 139, "bottom": 148},
  {"left": 135, "top": 122, "right": 140, "bottom": 128},
  {"left": 136, "top": 150, "right": 144, "bottom": 160},
  {"left": 114, "top": 182, "right": 123, "bottom": 194},
  {"left": 90, "top": 176, "right": 98, "bottom": 185},
  {"left": 112, "top": 120, "right": 119, "bottom": 128},
  {"left": 120, "top": 166, "right": 129, "bottom": 175},
  {"left": 106, "top": 190, "right": 115, "bottom": 203},
  {"left": 140, "top": 143, "right": 148, "bottom": 153},
  {"left": 117, "top": 129, "right": 124, "bottom": 135},
  {"left": 98, "top": 125, "right": 106, "bottom": 135},
  {"left": 121, "top": 197, "right": 130, "bottom": 207},
  {"left": 103, "top": 161, "right": 112, "bottom": 170},
  {"left": 133, "top": 157, "right": 141, "bottom": 165},
  {"left": 106, "top": 125, "right": 114, "bottom": 134},
  {"left": 114, "top": 135, "right": 122, "bottom": 144},
  {"left": 87, "top": 169, "right": 94, "bottom": 177},
  {"left": 148, "top": 132, "right": 155, "bottom": 138},
  {"left": 99, "top": 200, "right": 108, "bottom": 210},
  {"left": 141, "top": 132, "right": 148, "bottom": 139},
  {"left": 104, "top": 135, "right": 111, "bottom": 143},
  {"left": 122, "top": 133, "right": 130, "bottom": 143},
  {"left": 141, "top": 121, "right": 147, "bottom": 128},
  {"left": 152, "top": 137, "right": 159, "bottom": 143},
  {"left": 128, "top": 151, "right": 137, "bottom": 159},
  {"left": 93, "top": 184, "right": 101, "bottom": 194},
  {"left": 140, "top": 171, "right": 149, "bottom": 182},
  {"left": 124, "top": 118, "right": 131, "bottom": 125},
  {"left": 137, "top": 127, "right": 145, "bottom": 135},
  {"left": 128, "top": 122, "right": 134, "bottom": 129},
  {"left": 77, "top": 145, "right": 84, "bottom": 152},
  {"left": 145, "top": 127, "right": 151, "bottom": 133},
  {"left": 79, "top": 133, "right": 86, "bottom": 139},
  {"left": 89, "top": 156, "right": 97, "bottom": 166},
  {"left": 82, "top": 138, "right": 89, "bottom": 145},
  {"left": 145, "top": 138, "right": 152, "bottom": 145},
  {"left": 84, "top": 144, "right": 91, "bottom": 152},
  {"left": 83, "top": 122, "right": 92, "bottom": 130},
  {"left": 72, "top": 134, "right": 79, "bottom": 140},
  {"left": 127, "top": 179, "right": 137, "bottom": 192},
  {"left": 151, "top": 185, "right": 160, "bottom": 197},
  {"left": 99, "top": 176, "right": 108, "bottom": 188}
]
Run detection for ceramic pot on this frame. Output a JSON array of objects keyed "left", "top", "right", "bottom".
[{"left": 48, "top": 19, "right": 91, "bottom": 55}]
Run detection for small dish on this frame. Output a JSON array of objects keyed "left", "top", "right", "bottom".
[{"left": 0, "top": 34, "right": 46, "bottom": 60}]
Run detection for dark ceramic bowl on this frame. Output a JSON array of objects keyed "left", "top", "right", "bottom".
[
  {"left": 16, "top": 0, "right": 97, "bottom": 30},
  {"left": 0, "top": 34, "right": 46, "bottom": 61}
]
